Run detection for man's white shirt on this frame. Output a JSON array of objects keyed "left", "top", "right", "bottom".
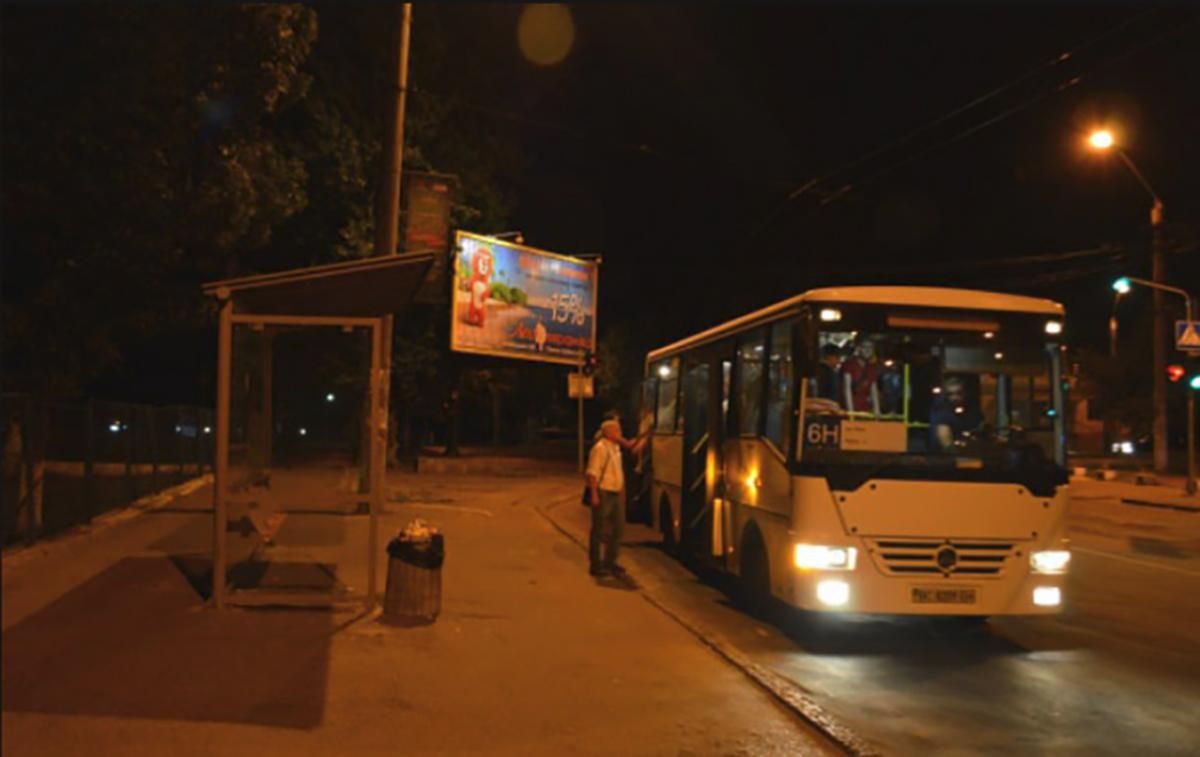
[{"left": 587, "top": 439, "right": 623, "bottom": 493}]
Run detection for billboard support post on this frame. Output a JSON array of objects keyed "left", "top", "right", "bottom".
[{"left": 578, "top": 362, "right": 585, "bottom": 473}]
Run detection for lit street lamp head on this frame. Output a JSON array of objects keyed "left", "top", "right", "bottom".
[
  {"left": 1088, "top": 129, "right": 1115, "bottom": 150},
  {"left": 1112, "top": 277, "right": 1132, "bottom": 294}
]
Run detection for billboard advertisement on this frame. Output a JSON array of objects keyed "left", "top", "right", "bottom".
[{"left": 450, "top": 231, "right": 598, "bottom": 365}]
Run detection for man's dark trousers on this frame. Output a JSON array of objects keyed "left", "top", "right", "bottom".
[{"left": 589, "top": 490, "right": 623, "bottom": 571}]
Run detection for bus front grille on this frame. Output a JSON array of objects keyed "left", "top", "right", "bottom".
[{"left": 868, "top": 539, "right": 1016, "bottom": 578}]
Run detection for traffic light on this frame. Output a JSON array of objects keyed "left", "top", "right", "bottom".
[
  {"left": 1191, "top": 374, "right": 1200, "bottom": 391},
  {"left": 1167, "top": 364, "right": 1186, "bottom": 383},
  {"left": 582, "top": 351, "right": 596, "bottom": 376}
]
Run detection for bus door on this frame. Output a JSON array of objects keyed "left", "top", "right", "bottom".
[
  {"left": 714, "top": 356, "right": 733, "bottom": 565},
  {"left": 680, "top": 360, "right": 714, "bottom": 558}
]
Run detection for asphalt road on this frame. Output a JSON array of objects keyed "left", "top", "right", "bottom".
[
  {"left": 5, "top": 468, "right": 1196, "bottom": 755},
  {"left": 568, "top": 477, "right": 1200, "bottom": 756}
]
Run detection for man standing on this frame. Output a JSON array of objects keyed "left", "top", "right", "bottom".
[{"left": 586, "top": 418, "right": 626, "bottom": 577}]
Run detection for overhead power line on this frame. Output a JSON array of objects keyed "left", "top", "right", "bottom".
[
  {"left": 822, "top": 13, "right": 1200, "bottom": 209},
  {"left": 817, "top": 243, "right": 1128, "bottom": 280},
  {"left": 746, "top": 8, "right": 1194, "bottom": 243},
  {"left": 787, "top": 8, "right": 1159, "bottom": 205}
]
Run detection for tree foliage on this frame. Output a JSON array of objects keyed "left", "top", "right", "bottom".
[
  {"left": 3, "top": 5, "right": 318, "bottom": 396},
  {"left": 3, "top": 4, "right": 523, "bottom": 403}
]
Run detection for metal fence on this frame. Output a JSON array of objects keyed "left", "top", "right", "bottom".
[{"left": 2, "top": 393, "right": 214, "bottom": 547}]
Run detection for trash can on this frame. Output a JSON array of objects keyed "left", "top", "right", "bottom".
[{"left": 383, "top": 521, "right": 444, "bottom": 625}]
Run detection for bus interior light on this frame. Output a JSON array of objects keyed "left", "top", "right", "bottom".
[
  {"left": 816, "top": 579, "right": 850, "bottom": 607},
  {"left": 1033, "top": 586, "right": 1061, "bottom": 607},
  {"left": 795, "top": 544, "right": 857, "bottom": 571},
  {"left": 1031, "top": 550, "right": 1071, "bottom": 574},
  {"left": 819, "top": 308, "right": 842, "bottom": 322}
]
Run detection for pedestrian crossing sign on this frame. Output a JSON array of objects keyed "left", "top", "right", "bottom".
[{"left": 1177, "top": 320, "right": 1200, "bottom": 352}]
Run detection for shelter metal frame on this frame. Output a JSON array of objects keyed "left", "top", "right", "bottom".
[{"left": 203, "top": 253, "right": 433, "bottom": 610}]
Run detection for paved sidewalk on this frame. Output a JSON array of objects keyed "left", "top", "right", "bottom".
[
  {"left": 1067, "top": 477, "right": 1200, "bottom": 569},
  {"left": 1070, "top": 467, "right": 1199, "bottom": 510},
  {"left": 2, "top": 470, "right": 835, "bottom": 756}
]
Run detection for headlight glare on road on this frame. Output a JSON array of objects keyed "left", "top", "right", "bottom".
[
  {"left": 1033, "top": 586, "right": 1061, "bottom": 607},
  {"left": 1030, "top": 550, "right": 1071, "bottom": 574},
  {"left": 816, "top": 579, "right": 850, "bottom": 607},
  {"left": 794, "top": 544, "right": 857, "bottom": 571}
]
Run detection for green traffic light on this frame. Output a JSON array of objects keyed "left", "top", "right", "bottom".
[
  {"left": 1191, "top": 374, "right": 1200, "bottom": 391},
  {"left": 1112, "top": 277, "right": 1132, "bottom": 294}
]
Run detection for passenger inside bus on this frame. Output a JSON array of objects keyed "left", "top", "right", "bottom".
[
  {"left": 842, "top": 338, "right": 881, "bottom": 415},
  {"left": 814, "top": 343, "right": 843, "bottom": 401},
  {"left": 928, "top": 374, "right": 984, "bottom": 451},
  {"left": 877, "top": 355, "right": 904, "bottom": 416}
]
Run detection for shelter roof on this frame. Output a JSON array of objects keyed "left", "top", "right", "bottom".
[{"left": 201, "top": 253, "right": 435, "bottom": 317}]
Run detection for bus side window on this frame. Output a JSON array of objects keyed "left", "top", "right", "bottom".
[
  {"left": 765, "top": 319, "right": 796, "bottom": 452},
  {"left": 736, "top": 330, "right": 765, "bottom": 437},
  {"left": 654, "top": 359, "right": 679, "bottom": 433}
]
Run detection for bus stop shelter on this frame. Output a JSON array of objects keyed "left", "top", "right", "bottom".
[{"left": 201, "top": 252, "right": 433, "bottom": 610}]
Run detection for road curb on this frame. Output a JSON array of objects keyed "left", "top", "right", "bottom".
[
  {"left": 1120, "top": 497, "right": 1200, "bottom": 514},
  {"left": 2, "top": 474, "right": 213, "bottom": 571},
  {"left": 537, "top": 498, "right": 879, "bottom": 757}
]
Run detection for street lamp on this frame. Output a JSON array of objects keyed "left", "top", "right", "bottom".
[
  {"left": 1087, "top": 129, "right": 1169, "bottom": 475},
  {"left": 1089, "top": 129, "right": 1115, "bottom": 150},
  {"left": 1110, "top": 275, "right": 1197, "bottom": 495}
]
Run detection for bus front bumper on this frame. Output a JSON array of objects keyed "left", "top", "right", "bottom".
[{"left": 790, "top": 570, "right": 1066, "bottom": 616}]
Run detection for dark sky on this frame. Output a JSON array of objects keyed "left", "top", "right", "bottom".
[{"left": 421, "top": 4, "right": 1200, "bottom": 357}]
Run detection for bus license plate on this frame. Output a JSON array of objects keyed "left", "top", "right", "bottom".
[{"left": 912, "top": 587, "right": 977, "bottom": 605}]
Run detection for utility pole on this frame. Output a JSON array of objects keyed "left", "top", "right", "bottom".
[
  {"left": 366, "top": 2, "right": 412, "bottom": 510},
  {"left": 1150, "top": 200, "right": 1167, "bottom": 473},
  {"left": 578, "top": 360, "right": 585, "bottom": 473},
  {"left": 376, "top": 2, "right": 412, "bottom": 260}
]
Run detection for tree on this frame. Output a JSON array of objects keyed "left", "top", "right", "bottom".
[{"left": 3, "top": 5, "right": 318, "bottom": 397}]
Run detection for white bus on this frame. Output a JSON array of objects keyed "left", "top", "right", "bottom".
[{"left": 643, "top": 286, "right": 1071, "bottom": 616}]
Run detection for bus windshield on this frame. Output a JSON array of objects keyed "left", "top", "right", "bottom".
[{"left": 800, "top": 326, "right": 1066, "bottom": 490}]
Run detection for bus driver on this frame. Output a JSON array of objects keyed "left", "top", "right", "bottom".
[{"left": 929, "top": 374, "right": 984, "bottom": 451}]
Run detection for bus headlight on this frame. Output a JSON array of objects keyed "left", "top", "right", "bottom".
[
  {"left": 794, "top": 544, "right": 857, "bottom": 571},
  {"left": 1030, "top": 550, "right": 1070, "bottom": 574},
  {"left": 1044, "top": 320, "right": 1063, "bottom": 335}
]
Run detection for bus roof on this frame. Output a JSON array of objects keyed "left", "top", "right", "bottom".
[{"left": 646, "top": 286, "right": 1064, "bottom": 363}]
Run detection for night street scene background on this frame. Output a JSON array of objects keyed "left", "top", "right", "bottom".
[{"left": 3, "top": 4, "right": 1200, "bottom": 756}]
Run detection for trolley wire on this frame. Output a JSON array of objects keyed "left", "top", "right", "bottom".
[
  {"left": 816, "top": 13, "right": 1200, "bottom": 211},
  {"left": 746, "top": 8, "right": 1194, "bottom": 243}
]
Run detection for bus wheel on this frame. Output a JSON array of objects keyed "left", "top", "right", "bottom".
[
  {"left": 739, "top": 530, "right": 772, "bottom": 616},
  {"left": 659, "top": 499, "right": 677, "bottom": 555}
]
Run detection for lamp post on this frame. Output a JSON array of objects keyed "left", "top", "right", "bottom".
[
  {"left": 1088, "top": 130, "right": 1169, "bottom": 474},
  {"left": 1112, "top": 276, "right": 1197, "bottom": 495}
]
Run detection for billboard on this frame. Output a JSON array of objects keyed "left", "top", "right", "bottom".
[{"left": 450, "top": 231, "right": 598, "bottom": 365}]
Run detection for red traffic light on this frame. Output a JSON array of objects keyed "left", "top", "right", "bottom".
[{"left": 1167, "top": 364, "right": 1185, "bottom": 383}]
